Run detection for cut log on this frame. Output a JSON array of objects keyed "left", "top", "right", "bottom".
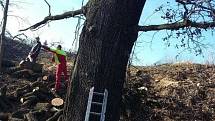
[
  {"left": 14, "top": 81, "right": 49, "bottom": 97},
  {"left": 16, "top": 85, "right": 31, "bottom": 92},
  {"left": 19, "top": 61, "right": 43, "bottom": 73},
  {"left": 20, "top": 95, "right": 37, "bottom": 104},
  {"left": 30, "top": 81, "right": 47, "bottom": 88},
  {"left": 50, "top": 107, "right": 61, "bottom": 112},
  {"left": 23, "top": 88, "right": 41, "bottom": 98},
  {"left": 25, "top": 112, "right": 38, "bottom": 121},
  {"left": 42, "top": 76, "right": 48, "bottom": 81},
  {"left": 14, "top": 85, "right": 31, "bottom": 97},
  {"left": 11, "top": 69, "right": 33, "bottom": 78},
  {"left": 8, "top": 118, "right": 24, "bottom": 121},
  {"left": 21, "top": 96, "right": 38, "bottom": 108},
  {"left": 12, "top": 109, "right": 30, "bottom": 119},
  {"left": 34, "top": 103, "right": 51, "bottom": 110},
  {"left": 0, "top": 85, "right": 7, "bottom": 96},
  {"left": 0, "top": 113, "right": 9, "bottom": 121},
  {"left": 4, "top": 66, "right": 22, "bottom": 74},
  {"left": 51, "top": 98, "right": 64, "bottom": 107},
  {"left": 24, "top": 110, "right": 47, "bottom": 121}
]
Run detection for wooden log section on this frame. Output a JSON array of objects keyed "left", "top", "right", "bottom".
[
  {"left": 12, "top": 109, "right": 30, "bottom": 119},
  {"left": 25, "top": 112, "right": 38, "bottom": 121},
  {"left": 21, "top": 96, "right": 38, "bottom": 108},
  {"left": 14, "top": 81, "right": 49, "bottom": 98},
  {"left": 19, "top": 61, "right": 43, "bottom": 73},
  {"left": 51, "top": 98, "right": 64, "bottom": 107},
  {"left": 42, "top": 76, "right": 48, "bottom": 81},
  {"left": 0, "top": 85, "right": 7, "bottom": 96},
  {"left": 24, "top": 110, "right": 47, "bottom": 121}
]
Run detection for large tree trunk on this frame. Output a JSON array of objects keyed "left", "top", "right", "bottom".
[
  {"left": 0, "top": 0, "right": 9, "bottom": 71},
  {"left": 64, "top": 0, "right": 146, "bottom": 121}
]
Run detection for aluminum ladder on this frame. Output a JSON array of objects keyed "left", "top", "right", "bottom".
[{"left": 85, "top": 87, "right": 108, "bottom": 121}]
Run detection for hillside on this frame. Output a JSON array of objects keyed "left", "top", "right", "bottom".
[
  {"left": 3, "top": 37, "right": 31, "bottom": 61},
  {"left": 0, "top": 38, "right": 215, "bottom": 121},
  {"left": 122, "top": 63, "right": 215, "bottom": 121}
]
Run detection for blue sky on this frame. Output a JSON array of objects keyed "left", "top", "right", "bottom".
[
  {"left": 4, "top": 0, "right": 83, "bottom": 49},
  {"left": 1, "top": 0, "right": 215, "bottom": 65},
  {"left": 134, "top": 0, "right": 215, "bottom": 65}
]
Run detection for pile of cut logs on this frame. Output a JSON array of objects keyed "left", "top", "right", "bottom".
[{"left": 0, "top": 60, "right": 67, "bottom": 121}]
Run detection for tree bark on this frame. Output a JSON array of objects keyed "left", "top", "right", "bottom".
[
  {"left": 63, "top": 0, "right": 146, "bottom": 121},
  {"left": 0, "top": 0, "right": 9, "bottom": 71}
]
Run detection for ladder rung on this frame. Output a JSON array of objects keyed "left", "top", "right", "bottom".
[
  {"left": 92, "top": 101, "right": 103, "bottom": 105},
  {"left": 93, "top": 92, "right": 104, "bottom": 96},
  {"left": 90, "top": 112, "right": 101, "bottom": 116}
]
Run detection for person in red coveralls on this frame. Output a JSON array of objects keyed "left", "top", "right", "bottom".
[{"left": 42, "top": 44, "right": 68, "bottom": 92}]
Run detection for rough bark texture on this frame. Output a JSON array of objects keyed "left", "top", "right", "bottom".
[
  {"left": 0, "top": 0, "right": 9, "bottom": 71},
  {"left": 64, "top": 0, "right": 146, "bottom": 121}
]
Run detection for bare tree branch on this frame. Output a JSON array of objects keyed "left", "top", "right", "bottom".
[
  {"left": 43, "top": 0, "right": 51, "bottom": 16},
  {"left": 176, "top": 0, "right": 189, "bottom": 19},
  {"left": 0, "top": 0, "right": 4, "bottom": 9},
  {"left": 12, "top": 33, "right": 28, "bottom": 40},
  {"left": 138, "top": 20, "right": 215, "bottom": 32},
  {"left": 177, "top": 0, "right": 215, "bottom": 13},
  {"left": 19, "top": 8, "right": 84, "bottom": 31}
]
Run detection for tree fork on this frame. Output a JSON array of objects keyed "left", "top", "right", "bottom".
[{"left": 63, "top": 0, "right": 146, "bottom": 121}]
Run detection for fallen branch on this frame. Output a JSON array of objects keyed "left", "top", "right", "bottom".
[{"left": 20, "top": 8, "right": 84, "bottom": 31}]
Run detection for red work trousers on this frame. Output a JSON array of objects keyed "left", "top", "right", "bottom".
[{"left": 55, "top": 63, "right": 68, "bottom": 91}]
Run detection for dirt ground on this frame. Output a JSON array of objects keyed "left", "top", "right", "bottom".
[
  {"left": 122, "top": 62, "right": 215, "bottom": 121},
  {"left": 1, "top": 61, "right": 215, "bottom": 121}
]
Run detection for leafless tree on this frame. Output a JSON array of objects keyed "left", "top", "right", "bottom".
[{"left": 0, "top": 0, "right": 9, "bottom": 71}]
